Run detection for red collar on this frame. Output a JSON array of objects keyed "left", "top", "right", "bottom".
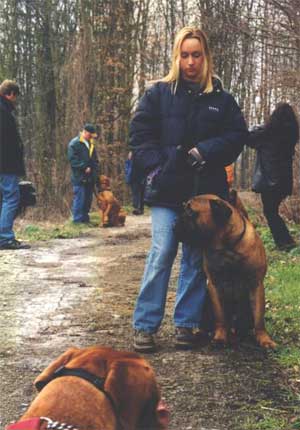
[{"left": 6, "top": 417, "right": 78, "bottom": 430}]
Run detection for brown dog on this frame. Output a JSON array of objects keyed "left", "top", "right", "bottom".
[
  {"left": 174, "top": 194, "right": 276, "bottom": 349},
  {"left": 97, "top": 175, "right": 126, "bottom": 227},
  {"left": 7, "top": 346, "right": 169, "bottom": 430}
]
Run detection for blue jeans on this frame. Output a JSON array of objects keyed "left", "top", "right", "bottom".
[
  {"left": 0, "top": 174, "right": 20, "bottom": 246},
  {"left": 133, "top": 206, "right": 207, "bottom": 333},
  {"left": 72, "top": 183, "right": 94, "bottom": 223}
]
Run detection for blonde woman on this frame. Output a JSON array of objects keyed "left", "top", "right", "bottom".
[{"left": 130, "top": 26, "right": 247, "bottom": 352}]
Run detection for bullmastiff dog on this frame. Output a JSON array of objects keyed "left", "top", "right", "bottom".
[
  {"left": 174, "top": 194, "right": 276, "bottom": 349},
  {"left": 6, "top": 346, "right": 169, "bottom": 430},
  {"left": 97, "top": 175, "right": 126, "bottom": 227}
]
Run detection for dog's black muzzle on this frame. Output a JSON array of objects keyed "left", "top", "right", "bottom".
[{"left": 174, "top": 206, "right": 212, "bottom": 248}]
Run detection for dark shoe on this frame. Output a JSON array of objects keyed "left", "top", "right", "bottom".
[
  {"left": 133, "top": 330, "right": 157, "bottom": 353},
  {"left": 175, "top": 327, "right": 201, "bottom": 350},
  {"left": 0, "top": 239, "right": 31, "bottom": 250},
  {"left": 132, "top": 209, "right": 144, "bottom": 215}
]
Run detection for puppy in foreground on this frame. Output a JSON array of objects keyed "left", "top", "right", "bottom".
[
  {"left": 6, "top": 346, "right": 169, "bottom": 430},
  {"left": 174, "top": 194, "right": 276, "bottom": 349}
]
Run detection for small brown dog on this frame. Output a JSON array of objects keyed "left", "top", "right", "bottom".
[
  {"left": 174, "top": 194, "right": 276, "bottom": 349},
  {"left": 6, "top": 346, "right": 169, "bottom": 430},
  {"left": 97, "top": 175, "right": 126, "bottom": 227}
]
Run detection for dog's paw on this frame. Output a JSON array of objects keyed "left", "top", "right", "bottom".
[
  {"left": 255, "top": 331, "right": 277, "bottom": 349},
  {"left": 212, "top": 327, "right": 228, "bottom": 346}
]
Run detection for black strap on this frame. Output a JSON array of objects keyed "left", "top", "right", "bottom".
[
  {"left": 53, "top": 366, "right": 106, "bottom": 391},
  {"left": 38, "top": 366, "right": 121, "bottom": 429}
]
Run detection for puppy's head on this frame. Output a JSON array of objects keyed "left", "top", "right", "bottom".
[
  {"left": 174, "top": 194, "right": 232, "bottom": 248},
  {"left": 99, "top": 175, "right": 110, "bottom": 190},
  {"left": 34, "top": 346, "right": 169, "bottom": 429}
]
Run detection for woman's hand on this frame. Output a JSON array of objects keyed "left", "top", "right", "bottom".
[{"left": 187, "top": 147, "right": 206, "bottom": 172}]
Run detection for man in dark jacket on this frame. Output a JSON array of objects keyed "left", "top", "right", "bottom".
[
  {"left": 0, "top": 79, "right": 30, "bottom": 250},
  {"left": 130, "top": 27, "right": 247, "bottom": 353},
  {"left": 68, "top": 124, "right": 100, "bottom": 223}
]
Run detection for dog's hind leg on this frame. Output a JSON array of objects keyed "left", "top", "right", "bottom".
[{"left": 250, "top": 281, "right": 276, "bottom": 349}]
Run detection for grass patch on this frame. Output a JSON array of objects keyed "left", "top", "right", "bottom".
[
  {"left": 17, "top": 212, "right": 102, "bottom": 241},
  {"left": 242, "top": 223, "right": 300, "bottom": 430},
  {"left": 16, "top": 206, "right": 150, "bottom": 242},
  {"left": 262, "top": 224, "right": 300, "bottom": 368},
  {"left": 242, "top": 413, "right": 294, "bottom": 430}
]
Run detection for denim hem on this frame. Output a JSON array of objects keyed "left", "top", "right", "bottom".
[
  {"left": 174, "top": 323, "right": 200, "bottom": 329},
  {"left": 133, "top": 326, "right": 157, "bottom": 335}
]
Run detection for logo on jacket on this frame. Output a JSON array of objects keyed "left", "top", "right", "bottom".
[{"left": 209, "top": 106, "right": 219, "bottom": 112}]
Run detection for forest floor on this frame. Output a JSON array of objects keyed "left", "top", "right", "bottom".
[{"left": 0, "top": 193, "right": 299, "bottom": 430}]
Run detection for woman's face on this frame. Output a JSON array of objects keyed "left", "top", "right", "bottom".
[{"left": 179, "top": 37, "right": 204, "bottom": 82}]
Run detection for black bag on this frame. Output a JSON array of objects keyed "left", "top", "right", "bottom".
[{"left": 17, "top": 181, "right": 37, "bottom": 215}]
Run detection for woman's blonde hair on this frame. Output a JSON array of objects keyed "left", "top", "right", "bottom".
[{"left": 161, "top": 26, "right": 214, "bottom": 93}]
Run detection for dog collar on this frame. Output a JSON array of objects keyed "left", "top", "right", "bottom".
[
  {"left": 5, "top": 416, "right": 79, "bottom": 430},
  {"left": 36, "top": 367, "right": 121, "bottom": 429}
]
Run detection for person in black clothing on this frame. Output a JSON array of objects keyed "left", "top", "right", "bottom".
[
  {"left": 130, "top": 26, "right": 247, "bottom": 352},
  {"left": 0, "top": 79, "right": 30, "bottom": 250},
  {"left": 247, "top": 103, "right": 299, "bottom": 251}
]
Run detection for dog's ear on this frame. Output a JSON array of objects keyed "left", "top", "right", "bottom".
[
  {"left": 210, "top": 199, "right": 232, "bottom": 226},
  {"left": 184, "top": 201, "right": 198, "bottom": 219},
  {"left": 34, "top": 347, "right": 80, "bottom": 391},
  {"left": 105, "top": 358, "right": 167, "bottom": 429}
]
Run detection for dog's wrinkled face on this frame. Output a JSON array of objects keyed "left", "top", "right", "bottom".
[
  {"left": 99, "top": 175, "right": 110, "bottom": 190},
  {"left": 174, "top": 195, "right": 232, "bottom": 248}
]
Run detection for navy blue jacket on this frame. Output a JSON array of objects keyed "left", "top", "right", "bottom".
[
  {"left": 129, "top": 79, "right": 247, "bottom": 208},
  {"left": 0, "top": 95, "right": 25, "bottom": 176}
]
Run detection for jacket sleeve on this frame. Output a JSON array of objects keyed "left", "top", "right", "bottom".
[
  {"left": 67, "top": 140, "right": 89, "bottom": 170},
  {"left": 129, "top": 84, "right": 164, "bottom": 173},
  {"left": 196, "top": 94, "right": 248, "bottom": 167},
  {"left": 246, "top": 126, "right": 266, "bottom": 149}
]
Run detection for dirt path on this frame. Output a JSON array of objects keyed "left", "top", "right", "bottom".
[{"left": 0, "top": 213, "right": 296, "bottom": 429}]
